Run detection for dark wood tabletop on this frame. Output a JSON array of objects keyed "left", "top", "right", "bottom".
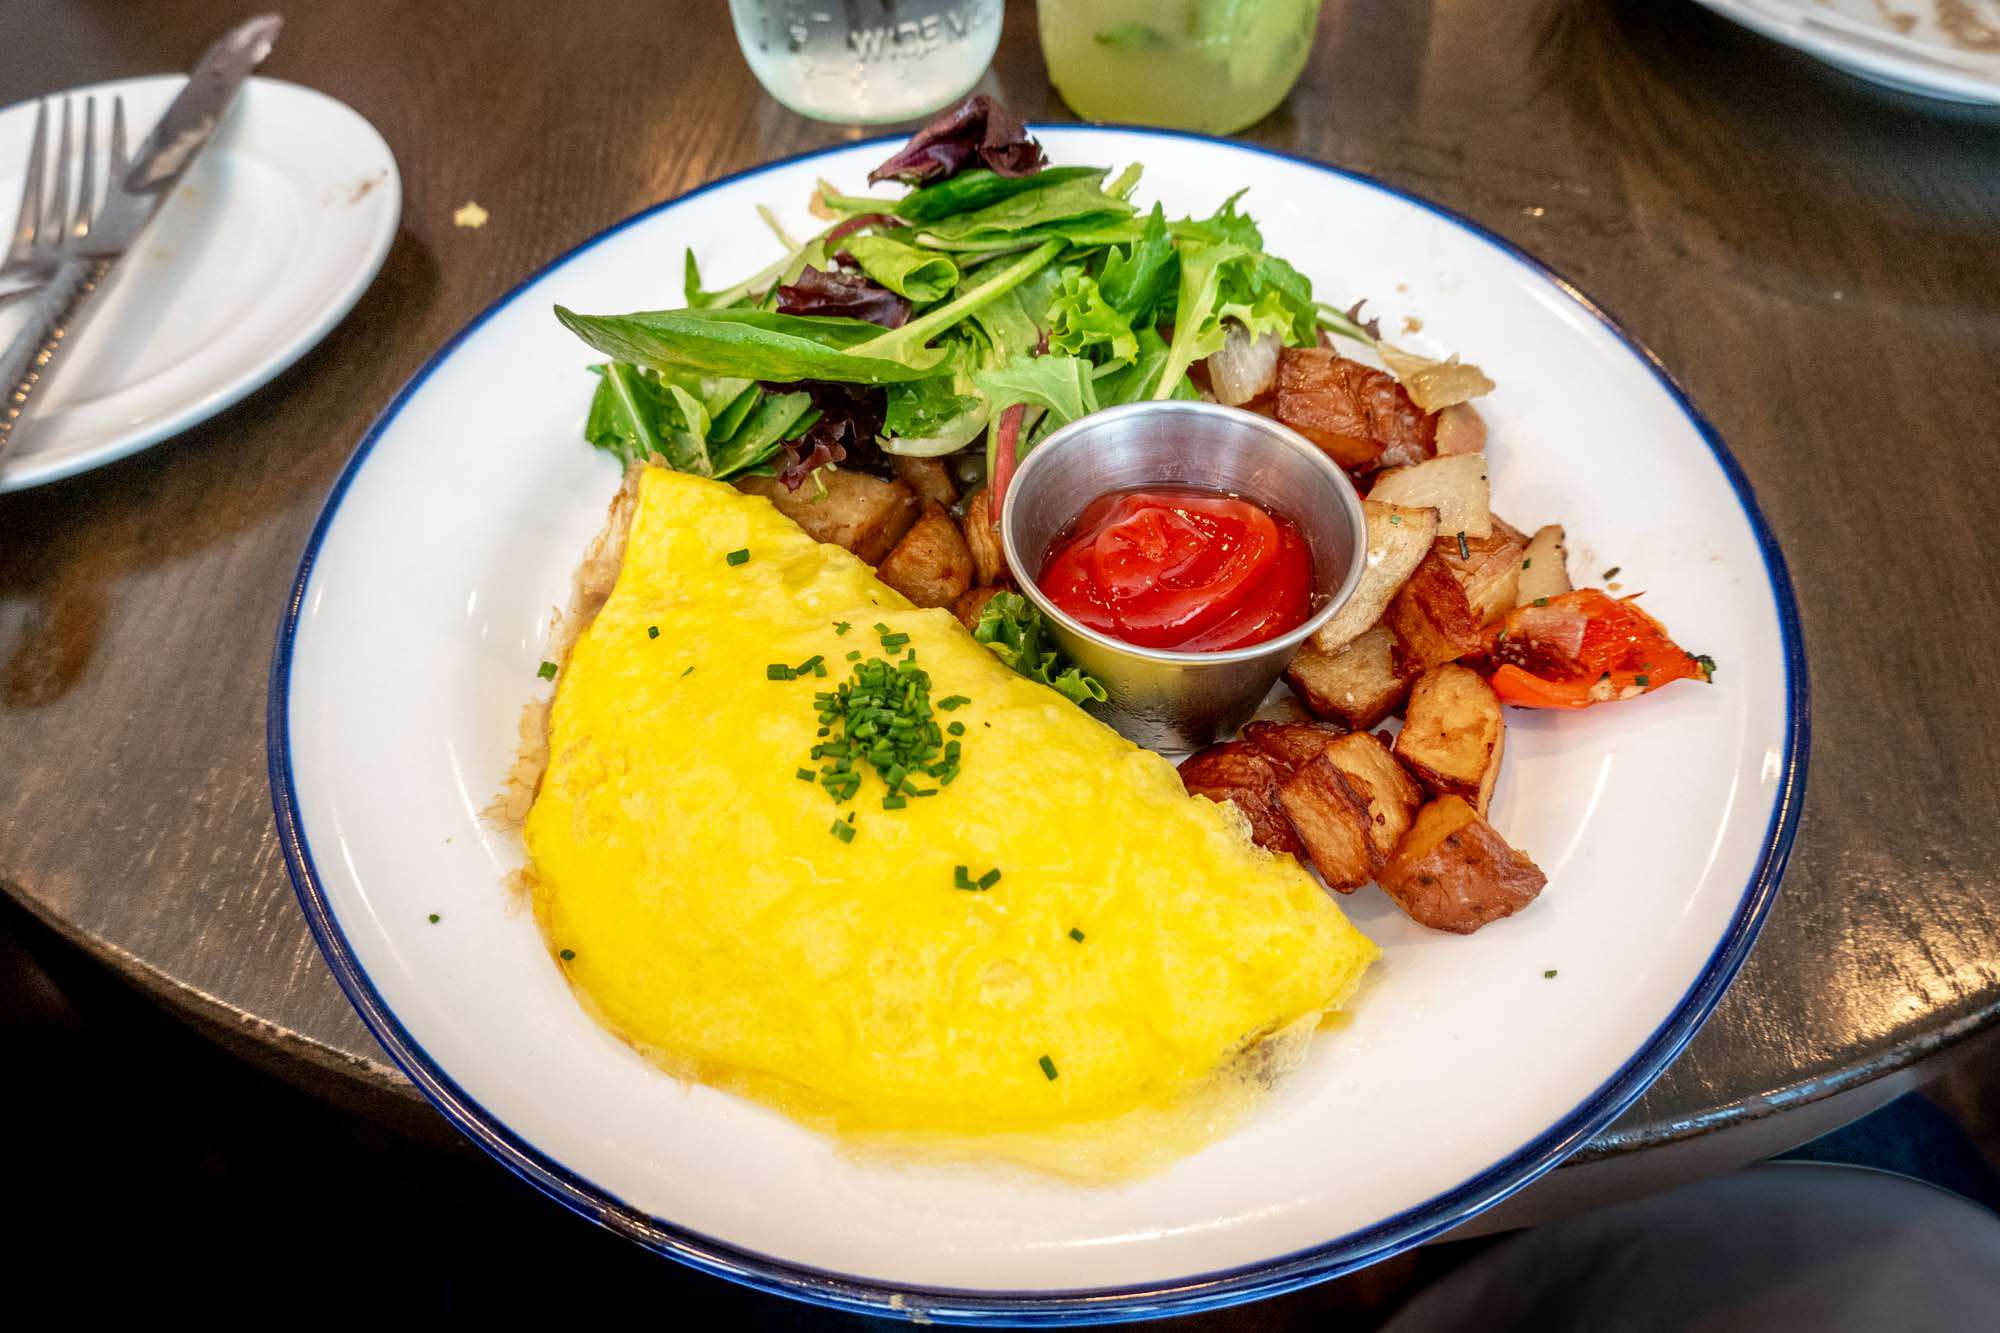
[{"left": 3, "top": 0, "right": 1997, "bottom": 1270}]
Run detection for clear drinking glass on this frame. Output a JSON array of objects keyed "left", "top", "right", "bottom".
[
  {"left": 1037, "top": 0, "right": 1321, "bottom": 134},
  {"left": 730, "top": 0, "right": 1005, "bottom": 124}
]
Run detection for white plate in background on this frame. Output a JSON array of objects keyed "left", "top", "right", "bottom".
[
  {"left": 1694, "top": 0, "right": 2000, "bottom": 103},
  {"left": 271, "top": 128, "right": 1807, "bottom": 1322},
  {"left": 0, "top": 75, "right": 398, "bottom": 493}
]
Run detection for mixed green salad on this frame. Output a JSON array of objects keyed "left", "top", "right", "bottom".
[{"left": 555, "top": 96, "right": 1383, "bottom": 507}]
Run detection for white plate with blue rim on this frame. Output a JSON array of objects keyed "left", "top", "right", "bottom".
[
  {"left": 270, "top": 126, "right": 1807, "bottom": 1322},
  {"left": 0, "top": 75, "right": 398, "bottom": 493}
]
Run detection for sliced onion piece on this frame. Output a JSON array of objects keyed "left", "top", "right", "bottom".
[{"left": 1206, "top": 322, "right": 1281, "bottom": 406}]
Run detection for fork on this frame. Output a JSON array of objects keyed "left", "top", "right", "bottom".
[{"left": 2, "top": 96, "right": 127, "bottom": 307}]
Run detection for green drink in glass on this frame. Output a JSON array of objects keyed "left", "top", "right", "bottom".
[{"left": 1038, "top": 0, "right": 1320, "bottom": 134}]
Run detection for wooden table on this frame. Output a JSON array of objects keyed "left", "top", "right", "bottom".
[{"left": 5, "top": 0, "right": 1998, "bottom": 1279}]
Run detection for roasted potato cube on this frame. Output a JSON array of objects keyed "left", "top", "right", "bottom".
[
  {"left": 1433, "top": 403, "right": 1486, "bottom": 456},
  {"left": 1319, "top": 731, "right": 1423, "bottom": 863},
  {"left": 737, "top": 471, "right": 920, "bottom": 565},
  {"left": 1274, "top": 347, "right": 1436, "bottom": 473},
  {"left": 890, "top": 455, "right": 959, "bottom": 510},
  {"left": 1179, "top": 742, "right": 1303, "bottom": 858},
  {"left": 1395, "top": 664, "right": 1505, "bottom": 814},
  {"left": 1241, "top": 719, "right": 1347, "bottom": 775},
  {"left": 1367, "top": 453, "right": 1491, "bottom": 539},
  {"left": 1435, "top": 522, "right": 1528, "bottom": 625},
  {"left": 1310, "top": 500, "right": 1440, "bottom": 653},
  {"left": 961, "top": 487, "right": 1008, "bottom": 587},
  {"left": 1286, "top": 624, "right": 1419, "bottom": 730},
  {"left": 1277, "top": 757, "right": 1379, "bottom": 891},
  {"left": 1384, "top": 550, "right": 1486, "bottom": 669},
  {"left": 953, "top": 584, "right": 1003, "bottom": 633},
  {"left": 1516, "top": 524, "right": 1573, "bottom": 605},
  {"left": 876, "top": 502, "right": 974, "bottom": 608},
  {"left": 1379, "top": 796, "right": 1546, "bottom": 933}
]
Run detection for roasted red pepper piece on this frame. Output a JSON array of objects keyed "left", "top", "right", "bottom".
[{"left": 1483, "top": 589, "right": 1713, "bottom": 709}]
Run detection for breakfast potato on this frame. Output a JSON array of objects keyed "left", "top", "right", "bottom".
[
  {"left": 1241, "top": 719, "right": 1346, "bottom": 774},
  {"left": 1435, "top": 519, "right": 1529, "bottom": 625},
  {"left": 1277, "top": 757, "right": 1380, "bottom": 891},
  {"left": 1378, "top": 795, "right": 1547, "bottom": 934},
  {"left": 1178, "top": 742, "right": 1303, "bottom": 858},
  {"left": 1395, "top": 664, "right": 1505, "bottom": 814},
  {"left": 1273, "top": 347, "right": 1436, "bottom": 472},
  {"left": 953, "top": 584, "right": 1003, "bottom": 633},
  {"left": 737, "top": 471, "right": 920, "bottom": 565},
  {"left": 1285, "top": 624, "right": 1419, "bottom": 730},
  {"left": 891, "top": 454, "right": 959, "bottom": 510},
  {"left": 961, "top": 487, "right": 1008, "bottom": 586},
  {"left": 1366, "top": 453, "right": 1491, "bottom": 539},
  {"left": 1432, "top": 403, "right": 1486, "bottom": 456},
  {"left": 1516, "top": 524, "right": 1573, "bottom": 605},
  {"left": 876, "top": 502, "right": 974, "bottom": 609},
  {"left": 1383, "top": 550, "right": 1486, "bottom": 669},
  {"left": 1320, "top": 731, "right": 1423, "bottom": 863},
  {"left": 1309, "top": 500, "right": 1439, "bottom": 652}
]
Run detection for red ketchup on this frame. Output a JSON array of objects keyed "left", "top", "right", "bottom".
[{"left": 1037, "top": 487, "right": 1314, "bottom": 652}]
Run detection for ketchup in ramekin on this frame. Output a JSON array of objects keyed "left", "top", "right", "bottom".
[{"left": 1037, "top": 487, "right": 1314, "bottom": 653}]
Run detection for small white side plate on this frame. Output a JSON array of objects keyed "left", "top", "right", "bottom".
[
  {"left": 0, "top": 75, "right": 399, "bottom": 493},
  {"left": 1694, "top": 0, "right": 2000, "bottom": 104}
]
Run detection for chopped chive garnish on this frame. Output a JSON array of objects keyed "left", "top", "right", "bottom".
[
  {"left": 1069, "top": 928, "right": 1085, "bottom": 942},
  {"left": 879, "top": 632, "right": 911, "bottom": 650},
  {"left": 1544, "top": 968, "right": 1558, "bottom": 978},
  {"left": 954, "top": 865, "right": 975, "bottom": 890},
  {"left": 947, "top": 721, "right": 965, "bottom": 736},
  {"left": 873, "top": 622, "right": 889, "bottom": 633},
  {"left": 560, "top": 949, "right": 575, "bottom": 961},
  {"left": 1634, "top": 674, "right": 1650, "bottom": 686},
  {"left": 428, "top": 913, "right": 440, "bottom": 924},
  {"left": 725, "top": 548, "right": 750, "bottom": 566},
  {"left": 1389, "top": 513, "right": 1402, "bottom": 525},
  {"left": 1456, "top": 530, "right": 1470, "bottom": 561},
  {"left": 796, "top": 768, "right": 816, "bottom": 782},
  {"left": 846, "top": 650, "right": 861, "bottom": 661},
  {"left": 882, "top": 794, "right": 908, "bottom": 810},
  {"left": 1603, "top": 566, "right": 1621, "bottom": 580},
  {"left": 834, "top": 621, "right": 851, "bottom": 635},
  {"left": 1533, "top": 597, "right": 1550, "bottom": 607},
  {"left": 1694, "top": 653, "right": 1717, "bottom": 679},
  {"left": 829, "top": 819, "right": 855, "bottom": 843},
  {"left": 977, "top": 868, "right": 1001, "bottom": 890},
  {"left": 1521, "top": 559, "right": 1532, "bottom": 570},
  {"left": 1038, "top": 1055, "right": 1058, "bottom": 1081},
  {"left": 937, "top": 695, "right": 970, "bottom": 711},
  {"left": 681, "top": 665, "right": 694, "bottom": 677},
  {"left": 767, "top": 663, "right": 795, "bottom": 680},
  {"left": 647, "top": 625, "right": 659, "bottom": 639},
  {"left": 536, "top": 660, "right": 557, "bottom": 680}
]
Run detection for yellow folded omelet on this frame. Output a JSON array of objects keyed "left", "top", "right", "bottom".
[{"left": 524, "top": 467, "right": 1375, "bottom": 1175}]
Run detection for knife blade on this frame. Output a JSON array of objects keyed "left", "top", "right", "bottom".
[{"left": 0, "top": 14, "right": 282, "bottom": 464}]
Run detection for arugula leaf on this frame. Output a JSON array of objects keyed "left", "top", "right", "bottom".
[
  {"left": 973, "top": 592, "right": 1108, "bottom": 707},
  {"left": 974, "top": 354, "right": 1100, "bottom": 433},
  {"left": 555, "top": 306, "right": 948, "bottom": 383},
  {"left": 1097, "top": 203, "right": 1177, "bottom": 325},
  {"left": 895, "top": 165, "right": 1104, "bottom": 224},
  {"left": 1151, "top": 240, "right": 1249, "bottom": 399},
  {"left": 918, "top": 171, "right": 1135, "bottom": 243},
  {"left": 841, "top": 234, "right": 959, "bottom": 302},
  {"left": 707, "top": 379, "right": 761, "bottom": 440},
  {"left": 1047, "top": 267, "right": 1137, "bottom": 365}
]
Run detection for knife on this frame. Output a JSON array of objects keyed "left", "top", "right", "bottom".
[{"left": 0, "top": 14, "right": 282, "bottom": 465}]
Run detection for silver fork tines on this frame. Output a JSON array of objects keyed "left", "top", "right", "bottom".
[{"left": 2, "top": 93, "right": 122, "bottom": 295}]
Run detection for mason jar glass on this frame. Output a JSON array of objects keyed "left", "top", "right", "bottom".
[
  {"left": 730, "top": 0, "right": 1005, "bottom": 124},
  {"left": 1037, "top": 0, "right": 1320, "bottom": 134}
]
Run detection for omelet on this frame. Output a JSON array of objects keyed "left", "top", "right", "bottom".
[{"left": 524, "top": 467, "right": 1376, "bottom": 1174}]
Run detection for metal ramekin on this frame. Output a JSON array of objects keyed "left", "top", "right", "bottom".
[{"left": 1000, "top": 401, "right": 1368, "bottom": 751}]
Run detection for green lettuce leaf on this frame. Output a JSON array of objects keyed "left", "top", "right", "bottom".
[
  {"left": 1048, "top": 267, "right": 1138, "bottom": 365},
  {"left": 555, "top": 306, "right": 948, "bottom": 383},
  {"left": 972, "top": 592, "right": 1108, "bottom": 707},
  {"left": 974, "top": 354, "right": 1100, "bottom": 432},
  {"left": 841, "top": 234, "right": 959, "bottom": 302},
  {"left": 895, "top": 165, "right": 1105, "bottom": 224},
  {"left": 1097, "top": 203, "right": 1178, "bottom": 325}
]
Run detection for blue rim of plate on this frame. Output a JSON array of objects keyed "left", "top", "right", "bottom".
[{"left": 269, "top": 124, "right": 1810, "bottom": 1325}]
